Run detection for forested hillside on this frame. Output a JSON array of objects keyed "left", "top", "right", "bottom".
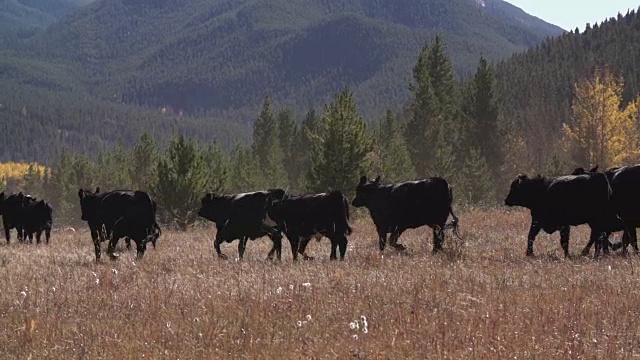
[
  {"left": 0, "top": 0, "right": 563, "bottom": 165},
  {"left": 496, "top": 8, "right": 640, "bottom": 173}
]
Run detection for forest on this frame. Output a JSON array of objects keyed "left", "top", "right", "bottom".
[{"left": 4, "top": 11, "right": 640, "bottom": 229}]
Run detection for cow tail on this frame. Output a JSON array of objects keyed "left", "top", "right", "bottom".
[
  {"left": 446, "top": 184, "right": 460, "bottom": 235},
  {"left": 343, "top": 195, "right": 353, "bottom": 236}
]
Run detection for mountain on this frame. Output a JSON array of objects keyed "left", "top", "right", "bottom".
[
  {"left": 0, "top": 0, "right": 563, "bottom": 164},
  {"left": 0, "top": 0, "right": 93, "bottom": 44}
]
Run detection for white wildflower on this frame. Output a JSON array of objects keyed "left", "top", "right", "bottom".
[
  {"left": 296, "top": 321, "right": 302, "bottom": 328},
  {"left": 276, "top": 287, "right": 282, "bottom": 294},
  {"left": 306, "top": 314, "right": 312, "bottom": 321},
  {"left": 302, "top": 282, "right": 311, "bottom": 288},
  {"left": 289, "top": 284, "right": 294, "bottom": 290},
  {"left": 352, "top": 334, "right": 358, "bottom": 340},
  {"left": 111, "top": 268, "right": 118, "bottom": 275}
]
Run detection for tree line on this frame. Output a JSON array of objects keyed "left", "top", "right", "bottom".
[{"left": 5, "top": 35, "right": 640, "bottom": 229}]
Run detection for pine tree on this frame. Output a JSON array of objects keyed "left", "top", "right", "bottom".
[
  {"left": 464, "top": 56, "right": 503, "bottom": 176},
  {"left": 48, "top": 151, "right": 74, "bottom": 224},
  {"left": 251, "top": 97, "right": 286, "bottom": 187},
  {"left": 22, "top": 163, "right": 43, "bottom": 198},
  {"left": 98, "top": 141, "right": 132, "bottom": 190},
  {"left": 229, "top": 143, "right": 263, "bottom": 193},
  {"left": 374, "top": 110, "right": 416, "bottom": 183},
  {"left": 458, "top": 148, "right": 494, "bottom": 206},
  {"left": 153, "top": 133, "right": 210, "bottom": 230},
  {"left": 277, "top": 108, "right": 298, "bottom": 187},
  {"left": 129, "top": 132, "right": 158, "bottom": 191},
  {"left": 307, "top": 90, "right": 372, "bottom": 197},
  {"left": 406, "top": 43, "right": 438, "bottom": 177},
  {"left": 202, "top": 141, "right": 230, "bottom": 194},
  {"left": 294, "top": 108, "right": 320, "bottom": 191}
]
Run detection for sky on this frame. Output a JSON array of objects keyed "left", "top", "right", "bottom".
[{"left": 506, "top": 0, "right": 640, "bottom": 31}]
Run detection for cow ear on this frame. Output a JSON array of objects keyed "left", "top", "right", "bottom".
[
  {"left": 359, "top": 175, "right": 367, "bottom": 185},
  {"left": 374, "top": 175, "right": 381, "bottom": 184},
  {"left": 95, "top": 187, "right": 100, "bottom": 194},
  {"left": 0, "top": 192, "right": 4, "bottom": 201},
  {"left": 204, "top": 193, "right": 213, "bottom": 201},
  {"left": 78, "top": 189, "right": 85, "bottom": 199},
  {"left": 591, "top": 165, "right": 599, "bottom": 172}
]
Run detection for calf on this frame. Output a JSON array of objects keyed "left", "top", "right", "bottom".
[
  {"left": 265, "top": 190, "right": 352, "bottom": 261},
  {"left": 504, "top": 173, "right": 620, "bottom": 257},
  {"left": 0, "top": 192, "right": 34, "bottom": 243},
  {"left": 352, "top": 175, "right": 458, "bottom": 253},
  {"left": 198, "top": 189, "right": 285, "bottom": 260},
  {"left": 78, "top": 188, "right": 161, "bottom": 261},
  {"left": 22, "top": 199, "right": 53, "bottom": 244}
]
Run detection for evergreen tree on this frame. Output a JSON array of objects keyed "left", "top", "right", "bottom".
[
  {"left": 458, "top": 148, "right": 494, "bottom": 206},
  {"left": 153, "top": 133, "right": 209, "bottom": 230},
  {"left": 294, "top": 108, "right": 320, "bottom": 191},
  {"left": 129, "top": 132, "right": 158, "bottom": 191},
  {"left": 48, "top": 151, "right": 75, "bottom": 224},
  {"left": 464, "top": 56, "right": 503, "bottom": 176},
  {"left": 374, "top": 110, "right": 416, "bottom": 182},
  {"left": 97, "top": 141, "right": 132, "bottom": 190},
  {"left": 229, "top": 143, "right": 263, "bottom": 192},
  {"left": 307, "top": 90, "right": 372, "bottom": 197},
  {"left": 251, "top": 97, "right": 286, "bottom": 187},
  {"left": 277, "top": 108, "right": 298, "bottom": 187},
  {"left": 406, "top": 43, "right": 438, "bottom": 177},
  {"left": 202, "top": 141, "right": 230, "bottom": 194},
  {"left": 22, "top": 163, "right": 43, "bottom": 198}
]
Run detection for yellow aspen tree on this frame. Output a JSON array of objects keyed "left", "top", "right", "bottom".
[{"left": 563, "top": 67, "right": 639, "bottom": 168}]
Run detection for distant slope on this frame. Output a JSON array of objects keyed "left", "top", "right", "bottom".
[
  {"left": 0, "top": 0, "right": 563, "bottom": 164},
  {"left": 7, "top": 0, "right": 563, "bottom": 118},
  {"left": 0, "top": 0, "right": 92, "bottom": 44}
]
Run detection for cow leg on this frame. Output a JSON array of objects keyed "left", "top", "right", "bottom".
[
  {"left": 288, "top": 234, "right": 302, "bottom": 261},
  {"left": 376, "top": 227, "right": 388, "bottom": 252},
  {"left": 298, "top": 237, "right": 314, "bottom": 260},
  {"left": 91, "top": 229, "right": 101, "bottom": 262},
  {"left": 214, "top": 232, "right": 228, "bottom": 260},
  {"left": 265, "top": 227, "right": 282, "bottom": 261},
  {"left": 559, "top": 226, "right": 570, "bottom": 258},
  {"left": 628, "top": 228, "right": 639, "bottom": 254},
  {"left": 594, "top": 231, "right": 611, "bottom": 259},
  {"left": 106, "top": 230, "right": 120, "bottom": 260},
  {"left": 36, "top": 230, "right": 42, "bottom": 245},
  {"left": 390, "top": 230, "right": 406, "bottom": 251},
  {"left": 526, "top": 221, "right": 542, "bottom": 256},
  {"left": 337, "top": 235, "right": 348, "bottom": 260},
  {"left": 581, "top": 230, "right": 601, "bottom": 256},
  {"left": 136, "top": 240, "right": 147, "bottom": 259},
  {"left": 238, "top": 236, "right": 248, "bottom": 259},
  {"left": 4, "top": 226, "right": 10, "bottom": 244},
  {"left": 329, "top": 237, "right": 338, "bottom": 260},
  {"left": 17, "top": 227, "right": 24, "bottom": 243},
  {"left": 432, "top": 226, "right": 444, "bottom": 253}
]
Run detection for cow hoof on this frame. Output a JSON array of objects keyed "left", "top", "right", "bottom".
[
  {"left": 392, "top": 243, "right": 407, "bottom": 251},
  {"left": 526, "top": 251, "right": 534, "bottom": 257},
  {"left": 218, "top": 254, "right": 228, "bottom": 260},
  {"left": 303, "top": 255, "right": 315, "bottom": 261},
  {"left": 580, "top": 249, "right": 590, "bottom": 257},
  {"left": 109, "top": 253, "right": 120, "bottom": 260}
]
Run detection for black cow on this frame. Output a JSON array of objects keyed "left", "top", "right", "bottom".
[
  {"left": 265, "top": 190, "right": 352, "bottom": 261},
  {"left": 22, "top": 199, "right": 53, "bottom": 244},
  {"left": 78, "top": 188, "right": 161, "bottom": 261},
  {"left": 0, "top": 192, "right": 35, "bottom": 243},
  {"left": 504, "top": 172, "right": 624, "bottom": 257},
  {"left": 352, "top": 175, "right": 458, "bottom": 254},
  {"left": 198, "top": 189, "right": 285, "bottom": 260}
]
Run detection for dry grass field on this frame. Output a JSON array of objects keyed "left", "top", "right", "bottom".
[{"left": 2, "top": 209, "right": 640, "bottom": 359}]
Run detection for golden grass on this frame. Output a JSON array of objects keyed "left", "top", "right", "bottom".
[{"left": 2, "top": 209, "right": 640, "bottom": 359}]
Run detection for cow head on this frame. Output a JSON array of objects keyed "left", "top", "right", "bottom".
[
  {"left": 505, "top": 174, "right": 543, "bottom": 207},
  {"left": 571, "top": 165, "right": 599, "bottom": 175},
  {"left": 198, "top": 193, "right": 220, "bottom": 222},
  {"left": 78, "top": 188, "right": 100, "bottom": 222},
  {"left": 352, "top": 175, "right": 381, "bottom": 208}
]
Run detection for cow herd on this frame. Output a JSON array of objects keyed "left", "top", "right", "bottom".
[{"left": 3, "top": 165, "right": 640, "bottom": 261}]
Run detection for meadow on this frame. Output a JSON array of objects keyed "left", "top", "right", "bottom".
[{"left": 1, "top": 209, "right": 640, "bottom": 359}]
